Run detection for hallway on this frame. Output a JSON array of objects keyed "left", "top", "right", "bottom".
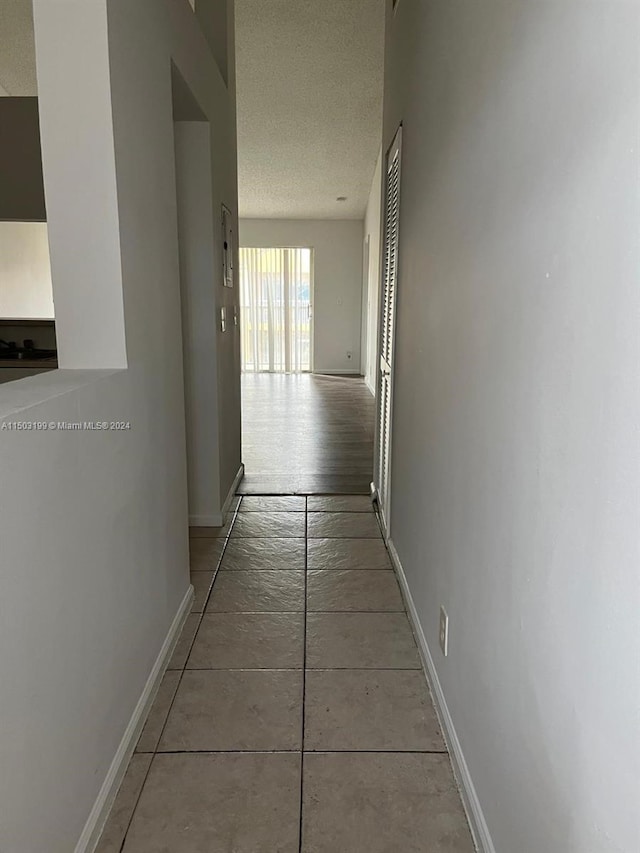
[
  {"left": 240, "top": 373, "right": 375, "bottom": 495},
  {"left": 97, "top": 497, "right": 475, "bottom": 852}
]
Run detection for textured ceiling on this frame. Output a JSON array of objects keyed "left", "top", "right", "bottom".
[
  {"left": 0, "top": 0, "right": 37, "bottom": 95},
  {"left": 0, "top": 0, "right": 385, "bottom": 218},
  {"left": 235, "top": 0, "right": 385, "bottom": 220}
]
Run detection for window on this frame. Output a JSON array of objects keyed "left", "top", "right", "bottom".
[{"left": 239, "top": 247, "right": 313, "bottom": 373}]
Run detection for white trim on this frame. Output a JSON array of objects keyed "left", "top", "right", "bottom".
[
  {"left": 222, "top": 463, "right": 244, "bottom": 516},
  {"left": 386, "top": 537, "right": 495, "bottom": 853},
  {"left": 189, "top": 464, "right": 244, "bottom": 527},
  {"left": 189, "top": 512, "right": 223, "bottom": 526},
  {"left": 76, "top": 584, "right": 195, "bottom": 853},
  {"left": 364, "top": 376, "right": 376, "bottom": 396},
  {"left": 312, "top": 369, "right": 361, "bottom": 375},
  {"left": 361, "top": 234, "right": 371, "bottom": 377}
]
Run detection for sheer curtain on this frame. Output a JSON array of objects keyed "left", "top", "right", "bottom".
[{"left": 239, "top": 247, "right": 312, "bottom": 373}]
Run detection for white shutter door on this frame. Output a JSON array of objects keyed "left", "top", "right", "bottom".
[{"left": 376, "top": 126, "right": 402, "bottom": 532}]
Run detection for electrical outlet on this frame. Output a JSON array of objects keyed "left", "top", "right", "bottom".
[{"left": 439, "top": 606, "right": 449, "bottom": 656}]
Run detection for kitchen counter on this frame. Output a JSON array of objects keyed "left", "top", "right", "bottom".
[{"left": 0, "top": 357, "right": 58, "bottom": 369}]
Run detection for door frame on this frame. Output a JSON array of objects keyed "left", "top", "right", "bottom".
[{"left": 361, "top": 234, "right": 371, "bottom": 379}]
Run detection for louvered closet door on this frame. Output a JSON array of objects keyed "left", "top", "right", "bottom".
[{"left": 376, "top": 126, "right": 402, "bottom": 532}]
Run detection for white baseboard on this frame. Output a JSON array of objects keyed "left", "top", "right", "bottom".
[
  {"left": 386, "top": 538, "right": 495, "bottom": 853},
  {"left": 222, "top": 463, "right": 244, "bottom": 516},
  {"left": 189, "top": 465, "right": 244, "bottom": 528},
  {"left": 312, "top": 369, "right": 361, "bottom": 375},
  {"left": 189, "top": 513, "right": 223, "bottom": 526},
  {"left": 76, "top": 584, "right": 195, "bottom": 853},
  {"left": 365, "top": 376, "right": 376, "bottom": 396}
]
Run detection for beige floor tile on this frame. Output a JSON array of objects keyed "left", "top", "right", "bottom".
[
  {"left": 123, "top": 753, "right": 300, "bottom": 852},
  {"left": 231, "top": 511, "right": 306, "bottom": 538},
  {"left": 305, "top": 669, "right": 445, "bottom": 751},
  {"left": 307, "top": 570, "right": 404, "bottom": 612},
  {"left": 187, "top": 612, "right": 304, "bottom": 669},
  {"left": 240, "top": 495, "right": 306, "bottom": 512},
  {"left": 307, "top": 495, "right": 374, "bottom": 513},
  {"left": 167, "top": 614, "right": 200, "bottom": 670},
  {"left": 190, "top": 571, "right": 214, "bottom": 613},
  {"left": 95, "top": 754, "right": 151, "bottom": 853},
  {"left": 159, "top": 670, "right": 302, "bottom": 751},
  {"left": 135, "top": 670, "right": 181, "bottom": 753},
  {"left": 302, "top": 753, "right": 474, "bottom": 853},
  {"left": 307, "top": 512, "right": 381, "bottom": 539},
  {"left": 189, "top": 538, "right": 225, "bottom": 572},
  {"left": 108, "top": 494, "right": 472, "bottom": 853},
  {"left": 220, "top": 538, "right": 306, "bottom": 571},
  {"left": 306, "top": 613, "right": 421, "bottom": 669},
  {"left": 307, "top": 538, "right": 392, "bottom": 571},
  {"left": 207, "top": 571, "right": 305, "bottom": 612}
]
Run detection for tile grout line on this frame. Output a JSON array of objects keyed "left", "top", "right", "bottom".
[
  {"left": 116, "top": 498, "right": 243, "bottom": 852},
  {"left": 115, "top": 753, "right": 154, "bottom": 853},
  {"left": 232, "top": 536, "right": 383, "bottom": 540},
  {"left": 201, "top": 609, "right": 405, "bottom": 614},
  {"left": 146, "top": 748, "right": 449, "bottom": 756},
  {"left": 170, "top": 666, "right": 422, "bottom": 672},
  {"left": 176, "top": 667, "right": 423, "bottom": 672},
  {"left": 112, "top": 494, "right": 436, "bottom": 850},
  {"left": 298, "top": 495, "right": 309, "bottom": 853}
]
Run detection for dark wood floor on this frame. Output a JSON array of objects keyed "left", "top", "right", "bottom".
[{"left": 240, "top": 373, "right": 375, "bottom": 494}]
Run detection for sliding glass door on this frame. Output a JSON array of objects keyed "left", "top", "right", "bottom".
[{"left": 239, "top": 247, "right": 313, "bottom": 373}]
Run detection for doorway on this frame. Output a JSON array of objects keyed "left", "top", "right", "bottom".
[
  {"left": 239, "top": 247, "right": 313, "bottom": 373},
  {"left": 172, "top": 63, "right": 223, "bottom": 525}
]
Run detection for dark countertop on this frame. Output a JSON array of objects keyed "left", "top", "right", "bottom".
[{"left": 0, "top": 357, "right": 58, "bottom": 369}]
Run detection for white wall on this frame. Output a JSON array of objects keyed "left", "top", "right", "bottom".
[
  {"left": 35, "top": 0, "right": 127, "bottom": 370},
  {"left": 174, "top": 121, "right": 222, "bottom": 524},
  {"left": 240, "top": 219, "right": 364, "bottom": 373},
  {"left": 0, "top": 222, "right": 53, "bottom": 318},
  {"left": 363, "top": 150, "right": 382, "bottom": 393},
  {"left": 383, "top": 2, "right": 640, "bottom": 852},
  {"left": 194, "top": 0, "right": 229, "bottom": 85},
  {"left": 0, "top": 1, "right": 240, "bottom": 850}
]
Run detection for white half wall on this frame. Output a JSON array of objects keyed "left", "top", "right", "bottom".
[
  {"left": 240, "top": 219, "right": 364, "bottom": 373},
  {"left": 0, "top": 222, "right": 54, "bottom": 318},
  {"left": 0, "top": 1, "right": 240, "bottom": 850},
  {"left": 383, "top": 1, "right": 640, "bottom": 852},
  {"left": 34, "top": 0, "right": 127, "bottom": 370}
]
